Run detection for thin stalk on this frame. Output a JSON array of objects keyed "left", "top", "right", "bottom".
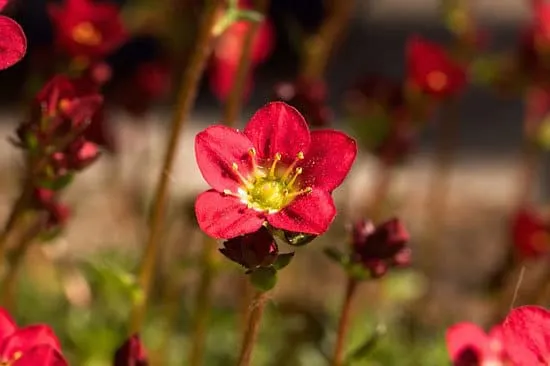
[
  {"left": 237, "top": 290, "right": 269, "bottom": 366},
  {"left": 331, "top": 278, "right": 358, "bottom": 366},
  {"left": 301, "top": 0, "right": 353, "bottom": 79},
  {"left": 129, "top": 0, "right": 223, "bottom": 334},
  {"left": 0, "top": 215, "right": 43, "bottom": 310},
  {"left": 188, "top": 0, "right": 270, "bottom": 362}
]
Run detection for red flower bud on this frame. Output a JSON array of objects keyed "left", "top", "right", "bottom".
[
  {"left": 351, "top": 218, "right": 411, "bottom": 278},
  {"left": 220, "top": 227, "right": 278, "bottom": 270},
  {"left": 511, "top": 207, "right": 550, "bottom": 259},
  {"left": 113, "top": 334, "right": 148, "bottom": 366}
]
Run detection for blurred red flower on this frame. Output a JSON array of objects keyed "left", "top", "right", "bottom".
[
  {"left": 446, "top": 323, "right": 507, "bottom": 366},
  {"left": 0, "top": 0, "right": 26, "bottom": 70},
  {"left": 209, "top": 13, "right": 274, "bottom": 101},
  {"left": 351, "top": 218, "right": 411, "bottom": 278},
  {"left": 501, "top": 305, "right": 550, "bottom": 366},
  {"left": 113, "top": 334, "right": 148, "bottom": 366},
  {"left": 406, "top": 36, "right": 467, "bottom": 98},
  {"left": 511, "top": 207, "right": 550, "bottom": 259},
  {"left": 0, "top": 307, "right": 67, "bottom": 365},
  {"left": 48, "top": 0, "right": 127, "bottom": 61},
  {"left": 194, "top": 101, "right": 356, "bottom": 239}
]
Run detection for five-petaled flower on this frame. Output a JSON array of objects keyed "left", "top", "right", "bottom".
[
  {"left": 446, "top": 322, "right": 507, "bottom": 366},
  {"left": 195, "top": 101, "right": 357, "bottom": 239},
  {"left": 0, "top": 0, "right": 26, "bottom": 70},
  {"left": 113, "top": 334, "right": 148, "bottom": 366},
  {"left": 351, "top": 218, "right": 411, "bottom": 278},
  {"left": 406, "top": 36, "right": 467, "bottom": 98},
  {"left": 48, "top": 0, "right": 127, "bottom": 62},
  {"left": 511, "top": 207, "right": 550, "bottom": 260},
  {"left": 0, "top": 307, "right": 67, "bottom": 365}
]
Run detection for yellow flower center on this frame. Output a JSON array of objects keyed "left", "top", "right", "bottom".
[
  {"left": 224, "top": 149, "right": 312, "bottom": 213},
  {"left": 71, "top": 21, "right": 102, "bottom": 46},
  {"left": 426, "top": 70, "right": 448, "bottom": 92}
]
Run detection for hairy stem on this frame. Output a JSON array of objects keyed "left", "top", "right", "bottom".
[
  {"left": 331, "top": 278, "right": 358, "bottom": 366},
  {"left": 237, "top": 290, "right": 269, "bottom": 366},
  {"left": 129, "top": 0, "right": 223, "bottom": 334}
]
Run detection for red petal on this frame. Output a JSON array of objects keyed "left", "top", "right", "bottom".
[
  {"left": 243, "top": 102, "right": 311, "bottom": 161},
  {"left": 300, "top": 130, "right": 357, "bottom": 192},
  {"left": 0, "top": 325, "right": 61, "bottom": 358},
  {"left": 195, "top": 125, "right": 254, "bottom": 193},
  {"left": 0, "top": 1, "right": 8, "bottom": 11},
  {"left": 13, "top": 345, "right": 67, "bottom": 366},
  {"left": 0, "top": 16, "right": 26, "bottom": 70},
  {"left": 446, "top": 323, "right": 490, "bottom": 362},
  {"left": 502, "top": 305, "right": 550, "bottom": 366},
  {"left": 195, "top": 190, "right": 264, "bottom": 239},
  {"left": 0, "top": 308, "right": 16, "bottom": 341},
  {"left": 267, "top": 189, "right": 336, "bottom": 235}
]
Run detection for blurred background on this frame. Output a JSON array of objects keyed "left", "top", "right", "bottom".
[{"left": 0, "top": 0, "right": 549, "bottom": 365}]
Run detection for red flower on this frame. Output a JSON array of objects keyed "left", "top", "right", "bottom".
[
  {"left": 511, "top": 207, "right": 550, "bottom": 259},
  {"left": 0, "top": 0, "right": 26, "bottom": 70},
  {"left": 209, "top": 10, "right": 274, "bottom": 101},
  {"left": 351, "top": 218, "right": 411, "bottom": 278},
  {"left": 501, "top": 305, "right": 550, "bottom": 366},
  {"left": 446, "top": 323, "right": 507, "bottom": 366},
  {"left": 113, "top": 334, "right": 148, "bottom": 366},
  {"left": 195, "top": 101, "right": 357, "bottom": 239},
  {"left": 48, "top": 0, "right": 127, "bottom": 61},
  {"left": 406, "top": 36, "right": 467, "bottom": 98},
  {"left": 274, "top": 77, "right": 333, "bottom": 127},
  {"left": 0, "top": 307, "right": 67, "bottom": 365},
  {"left": 220, "top": 227, "right": 279, "bottom": 270}
]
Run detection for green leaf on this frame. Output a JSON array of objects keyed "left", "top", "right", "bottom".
[
  {"left": 249, "top": 267, "right": 277, "bottom": 292},
  {"left": 283, "top": 231, "right": 317, "bottom": 246},
  {"left": 37, "top": 173, "right": 74, "bottom": 191},
  {"left": 344, "top": 324, "right": 387, "bottom": 365},
  {"left": 346, "top": 263, "right": 370, "bottom": 281},
  {"left": 323, "top": 248, "right": 349, "bottom": 266},
  {"left": 234, "top": 9, "right": 264, "bottom": 23},
  {"left": 273, "top": 252, "right": 295, "bottom": 271}
]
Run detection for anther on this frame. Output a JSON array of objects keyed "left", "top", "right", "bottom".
[
  {"left": 282, "top": 151, "right": 305, "bottom": 180},
  {"left": 287, "top": 167, "right": 303, "bottom": 188},
  {"left": 269, "top": 153, "right": 282, "bottom": 177},
  {"left": 248, "top": 148, "right": 258, "bottom": 171}
]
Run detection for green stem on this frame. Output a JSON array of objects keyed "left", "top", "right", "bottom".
[
  {"left": 236, "top": 290, "right": 269, "bottom": 366},
  {"left": 331, "top": 278, "right": 358, "bottom": 366},
  {"left": 0, "top": 216, "right": 42, "bottom": 311},
  {"left": 129, "top": 0, "right": 223, "bottom": 334}
]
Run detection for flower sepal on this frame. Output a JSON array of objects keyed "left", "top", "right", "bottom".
[
  {"left": 324, "top": 248, "right": 371, "bottom": 281},
  {"left": 280, "top": 230, "right": 318, "bottom": 247},
  {"left": 37, "top": 173, "right": 75, "bottom": 192},
  {"left": 212, "top": 6, "right": 263, "bottom": 37},
  {"left": 249, "top": 266, "right": 277, "bottom": 292}
]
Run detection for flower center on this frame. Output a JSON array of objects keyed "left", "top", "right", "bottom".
[
  {"left": 426, "top": 70, "right": 448, "bottom": 92},
  {"left": 224, "top": 149, "right": 312, "bottom": 214},
  {"left": 71, "top": 21, "right": 102, "bottom": 46}
]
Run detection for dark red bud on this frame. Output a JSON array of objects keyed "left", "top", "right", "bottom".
[{"left": 113, "top": 334, "right": 148, "bottom": 366}]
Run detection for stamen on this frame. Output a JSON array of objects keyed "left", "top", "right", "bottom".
[
  {"left": 269, "top": 153, "right": 282, "bottom": 178},
  {"left": 282, "top": 151, "right": 305, "bottom": 180},
  {"left": 232, "top": 163, "right": 253, "bottom": 189},
  {"left": 248, "top": 148, "right": 258, "bottom": 171},
  {"left": 287, "top": 167, "right": 303, "bottom": 188},
  {"left": 284, "top": 186, "right": 312, "bottom": 199}
]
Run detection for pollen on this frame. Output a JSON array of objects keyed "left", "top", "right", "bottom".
[
  {"left": 223, "top": 151, "right": 312, "bottom": 213},
  {"left": 71, "top": 21, "right": 102, "bottom": 46},
  {"left": 426, "top": 70, "right": 448, "bottom": 92}
]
